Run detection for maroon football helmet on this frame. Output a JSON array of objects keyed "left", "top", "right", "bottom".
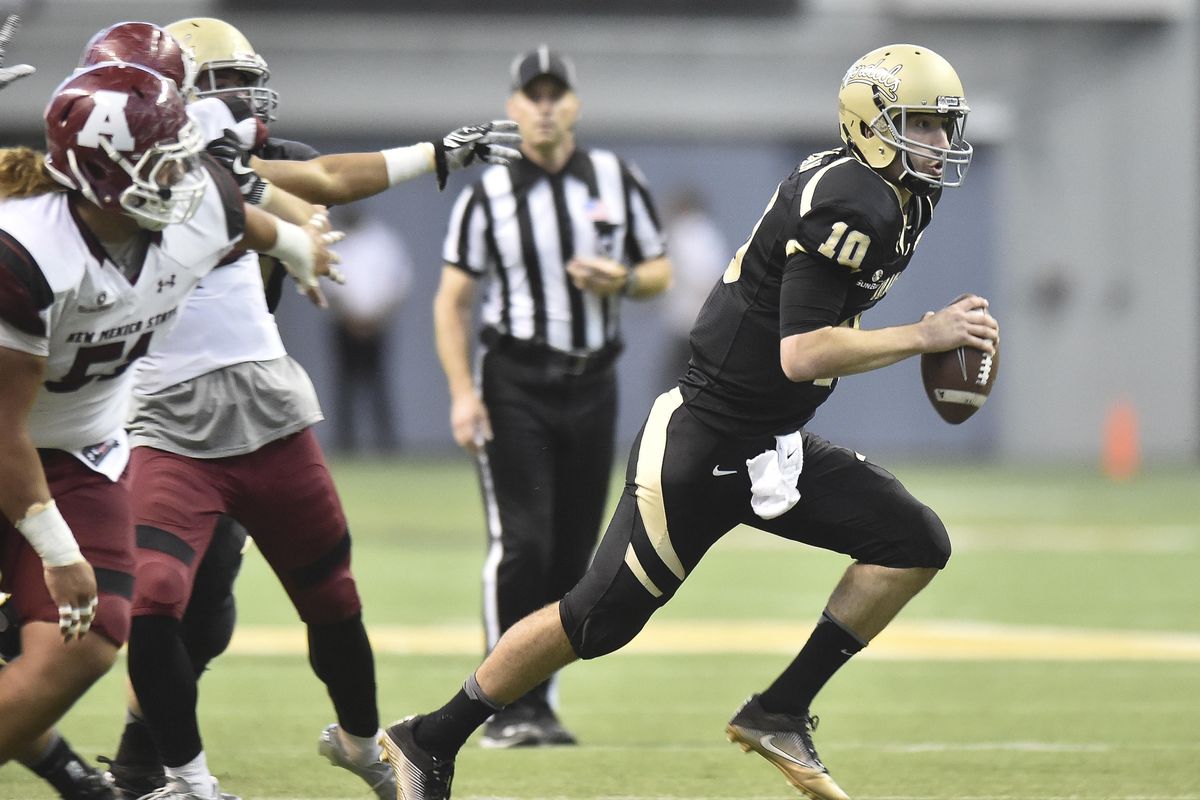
[
  {"left": 78, "top": 21, "right": 194, "bottom": 94},
  {"left": 43, "top": 63, "right": 207, "bottom": 230}
]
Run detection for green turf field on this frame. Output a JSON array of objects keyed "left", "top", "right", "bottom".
[{"left": 5, "top": 458, "right": 1199, "bottom": 799}]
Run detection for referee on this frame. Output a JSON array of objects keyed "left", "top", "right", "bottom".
[{"left": 433, "top": 44, "right": 671, "bottom": 748}]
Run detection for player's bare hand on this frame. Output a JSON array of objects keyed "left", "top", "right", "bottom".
[
  {"left": 919, "top": 294, "right": 998, "bottom": 355},
  {"left": 44, "top": 561, "right": 98, "bottom": 642},
  {"left": 567, "top": 256, "right": 628, "bottom": 297},
  {"left": 450, "top": 392, "right": 492, "bottom": 454}
]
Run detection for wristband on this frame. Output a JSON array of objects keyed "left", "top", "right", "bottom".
[
  {"left": 382, "top": 143, "right": 435, "bottom": 187},
  {"left": 16, "top": 500, "right": 84, "bottom": 568},
  {"left": 263, "top": 219, "right": 314, "bottom": 286}
]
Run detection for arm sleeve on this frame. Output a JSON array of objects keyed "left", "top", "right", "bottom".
[
  {"left": 441, "top": 183, "right": 488, "bottom": 276},
  {"left": 779, "top": 249, "right": 852, "bottom": 338}
]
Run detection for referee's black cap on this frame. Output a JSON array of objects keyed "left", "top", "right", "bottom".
[{"left": 511, "top": 44, "right": 576, "bottom": 92}]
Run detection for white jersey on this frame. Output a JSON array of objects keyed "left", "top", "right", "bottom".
[
  {"left": 131, "top": 98, "right": 286, "bottom": 395},
  {"left": 0, "top": 165, "right": 243, "bottom": 477}
]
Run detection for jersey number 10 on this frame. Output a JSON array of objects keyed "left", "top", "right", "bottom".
[{"left": 816, "top": 222, "right": 871, "bottom": 271}]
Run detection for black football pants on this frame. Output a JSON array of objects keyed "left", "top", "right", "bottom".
[{"left": 476, "top": 347, "right": 617, "bottom": 708}]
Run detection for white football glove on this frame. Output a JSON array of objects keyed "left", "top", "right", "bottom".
[
  {"left": 433, "top": 119, "right": 522, "bottom": 189},
  {"left": 0, "top": 15, "right": 33, "bottom": 92}
]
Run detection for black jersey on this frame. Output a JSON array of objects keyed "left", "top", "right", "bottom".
[{"left": 680, "top": 147, "right": 940, "bottom": 437}]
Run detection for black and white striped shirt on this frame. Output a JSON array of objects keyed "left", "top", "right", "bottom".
[{"left": 443, "top": 148, "right": 666, "bottom": 354}]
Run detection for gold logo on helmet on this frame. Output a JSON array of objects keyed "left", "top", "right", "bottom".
[{"left": 842, "top": 59, "right": 903, "bottom": 103}]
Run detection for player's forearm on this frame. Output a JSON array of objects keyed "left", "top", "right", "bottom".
[
  {"left": 259, "top": 183, "right": 323, "bottom": 227},
  {"left": 780, "top": 322, "right": 927, "bottom": 383},
  {"left": 253, "top": 145, "right": 435, "bottom": 206}
]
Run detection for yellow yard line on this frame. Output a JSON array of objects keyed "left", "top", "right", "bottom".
[{"left": 226, "top": 619, "right": 1200, "bottom": 660}]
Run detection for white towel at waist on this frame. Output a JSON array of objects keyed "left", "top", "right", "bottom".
[{"left": 745, "top": 430, "right": 804, "bottom": 520}]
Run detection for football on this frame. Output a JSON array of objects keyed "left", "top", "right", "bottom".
[{"left": 920, "top": 342, "right": 999, "bottom": 424}]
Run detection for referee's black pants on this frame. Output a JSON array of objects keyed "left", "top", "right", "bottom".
[{"left": 476, "top": 345, "right": 617, "bottom": 708}]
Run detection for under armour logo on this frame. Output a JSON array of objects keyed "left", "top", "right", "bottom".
[{"left": 157, "top": 274, "right": 176, "bottom": 293}]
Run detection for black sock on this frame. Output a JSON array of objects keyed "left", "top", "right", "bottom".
[
  {"left": 758, "top": 610, "right": 866, "bottom": 716},
  {"left": 412, "top": 678, "right": 502, "bottom": 760},
  {"left": 114, "top": 714, "right": 162, "bottom": 769},
  {"left": 128, "top": 615, "right": 203, "bottom": 767},
  {"left": 28, "top": 735, "right": 99, "bottom": 798},
  {"left": 308, "top": 614, "right": 379, "bottom": 737}
]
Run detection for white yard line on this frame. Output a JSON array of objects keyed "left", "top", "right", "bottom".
[{"left": 225, "top": 619, "right": 1200, "bottom": 660}]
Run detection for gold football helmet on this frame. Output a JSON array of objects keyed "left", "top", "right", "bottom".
[
  {"left": 166, "top": 17, "right": 278, "bottom": 122},
  {"left": 838, "top": 44, "right": 971, "bottom": 191}
]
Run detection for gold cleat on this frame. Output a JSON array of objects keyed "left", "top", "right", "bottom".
[{"left": 725, "top": 695, "right": 850, "bottom": 800}]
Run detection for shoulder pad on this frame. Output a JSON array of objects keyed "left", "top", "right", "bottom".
[{"left": 789, "top": 159, "right": 904, "bottom": 272}]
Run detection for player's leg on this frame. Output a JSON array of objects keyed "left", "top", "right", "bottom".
[
  {"left": 3, "top": 605, "right": 118, "bottom": 799},
  {"left": 0, "top": 453, "right": 134, "bottom": 765},
  {"left": 382, "top": 389, "right": 741, "bottom": 799},
  {"left": 181, "top": 515, "right": 247, "bottom": 677},
  {"left": 104, "top": 515, "right": 246, "bottom": 796},
  {"left": 728, "top": 434, "right": 950, "bottom": 800},
  {"left": 230, "top": 428, "right": 391, "bottom": 800},
  {"left": 123, "top": 447, "right": 228, "bottom": 800},
  {"left": 0, "top": 623, "right": 118, "bottom": 762},
  {"left": 15, "top": 727, "right": 117, "bottom": 799}
]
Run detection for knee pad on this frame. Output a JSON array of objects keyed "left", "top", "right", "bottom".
[
  {"left": 181, "top": 595, "right": 236, "bottom": 676},
  {"left": 132, "top": 558, "right": 190, "bottom": 619},
  {"left": 285, "top": 535, "right": 362, "bottom": 626},
  {"left": 560, "top": 570, "right": 659, "bottom": 660},
  {"left": 904, "top": 505, "right": 952, "bottom": 569}
]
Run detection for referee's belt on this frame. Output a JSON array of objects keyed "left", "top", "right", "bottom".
[{"left": 483, "top": 331, "right": 622, "bottom": 378}]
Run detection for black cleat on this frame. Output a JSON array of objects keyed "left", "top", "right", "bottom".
[
  {"left": 379, "top": 716, "right": 455, "bottom": 800},
  {"left": 479, "top": 702, "right": 577, "bottom": 749},
  {"left": 55, "top": 759, "right": 119, "bottom": 800},
  {"left": 96, "top": 755, "right": 165, "bottom": 800}
]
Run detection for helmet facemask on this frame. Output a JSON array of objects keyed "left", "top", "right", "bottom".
[
  {"left": 65, "top": 119, "right": 208, "bottom": 230},
  {"left": 194, "top": 62, "right": 278, "bottom": 123},
  {"left": 873, "top": 99, "right": 972, "bottom": 193}
]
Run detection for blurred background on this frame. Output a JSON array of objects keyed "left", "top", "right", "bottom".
[{"left": 2, "top": 0, "right": 1196, "bottom": 465}]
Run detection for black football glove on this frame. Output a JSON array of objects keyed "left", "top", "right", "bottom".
[
  {"left": 0, "top": 15, "right": 34, "bottom": 91},
  {"left": 433, "top": 120, "right": 522, "bottom": 190},
  {"left": 208, "top": 128, "right": 270, "bottom": 204}
]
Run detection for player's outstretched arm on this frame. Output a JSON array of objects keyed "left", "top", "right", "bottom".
[
  {"left": 248, "top": 119, "right": 522, "bottom": 205},
  {"left": 0, "top": 15, "right": 34, "bottom": 92},
  {"left": 0, "top": 346, "right": 96, "bottom": 641}
]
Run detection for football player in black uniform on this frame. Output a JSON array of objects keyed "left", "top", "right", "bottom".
[{"left": 378, "top": 43, "right": 999, "bottom": 800}]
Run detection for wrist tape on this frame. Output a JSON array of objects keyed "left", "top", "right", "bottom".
[
  {"left": 264, "top": 219, "right": 314, "bottom": 286},
  {"left": 16, "top": 500, "right": 83, "bottom": 567},
  {"left": 382, "top": 143, "right": 435, "bottom": 187}
]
